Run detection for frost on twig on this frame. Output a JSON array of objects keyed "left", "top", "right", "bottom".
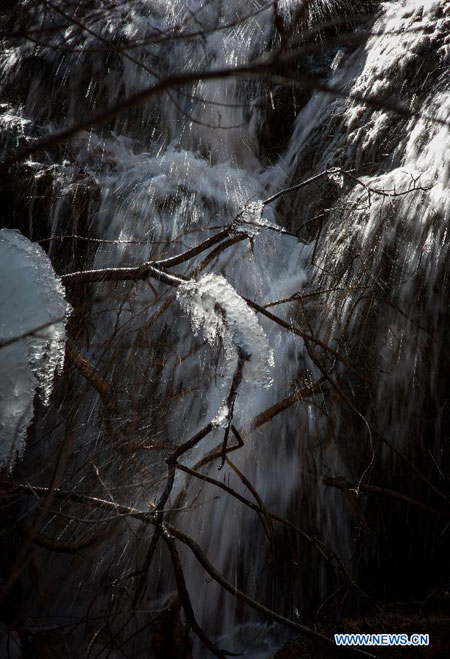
[
  {"left": 0, "top": 229, "right": 71, "bottom": 469},
  {"left": 234, "top": 200, "right": 283, "bottom": 236},
  {"left": 176, "top": 273, "right": 274, "bottom": 409}
]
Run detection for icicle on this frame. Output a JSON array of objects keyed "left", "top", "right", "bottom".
[
  {"left": 0, "top": 229, "right": 70, "bottom": 469},
  {"left": 177, "top": 273, "right": 274, "bottom": 389}
]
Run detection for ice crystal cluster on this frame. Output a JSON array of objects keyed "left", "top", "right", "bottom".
[
  {"left": 0, "top": 229, "right": 70, "bottom": 469},
  {"left": 177, "top": 273, "right": 274, "bottom": 389}
]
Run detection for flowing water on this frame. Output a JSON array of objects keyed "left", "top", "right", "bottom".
[{"left": 1, "top": 1, "right": 449, "bottom": 657}]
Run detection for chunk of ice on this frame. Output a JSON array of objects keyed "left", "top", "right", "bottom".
[
  {"left": 0, "top": 229, "right": 70, "bottom": 469},
  {"left": 177, "top": 273, "right": 274, "bottom": 389}
]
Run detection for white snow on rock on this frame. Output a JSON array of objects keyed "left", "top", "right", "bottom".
[
  {"left": 177, "top": 273, "right": 274, "bottom": 390},
  {"left": 0, "top": 229, "right": 70, "bottom": 469}
]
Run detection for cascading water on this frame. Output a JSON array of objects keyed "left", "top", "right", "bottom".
[{"left": 1, "top": 0, "right": 449, "bottom": 657}]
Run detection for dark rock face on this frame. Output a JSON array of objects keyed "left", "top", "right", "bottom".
[
  {"left": 275, "top": 602, "right": 450, "bottom": 658},
  {"left": 152, "top": 596, "right": 193, "bottom": 659},
  {"left": 275, "top": 0, "right": 450, "bottom": 606}
]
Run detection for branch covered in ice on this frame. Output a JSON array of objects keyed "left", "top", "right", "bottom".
[
  {"left": 177, "top": 273, "right": 274, "bottom": 391},
  {"left": 0, "top": 229, "right": 71, "bottom": 469}
]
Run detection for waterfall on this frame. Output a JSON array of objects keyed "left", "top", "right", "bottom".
[{"left": 1, "top": 0, "right": 449, "bottom": 657}]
